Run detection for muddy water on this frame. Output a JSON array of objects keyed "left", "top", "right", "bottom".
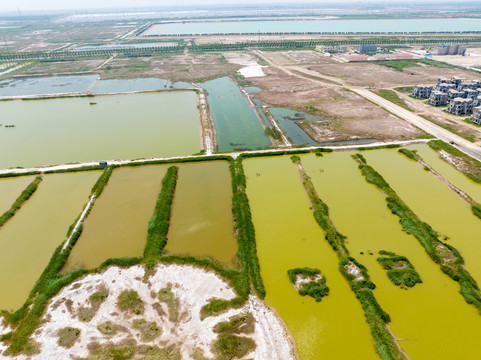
[
  {"left": 365, "top": 147, "right": 481, "bottom": 286},
  {"left": 0, "top": 92, "right": 200, "bottom": 168},
  {"left": 0, "top": 176, "right": 34, "bottom": 215},
  {"left": 165, "top": 161, "right": 237, "bottom": 268},
  {"left": 0, "top": 172, "right": 99, "bottom": 311},
  {"left": 413, "top": 144, "right": 481, "bottom": 204},
  {"left": 244, "top": 156, "right": 378, "bottom": 360},
  {"left": 302, "top": 151, "right": 481, "bottom": 359},
  {"left": 62, "top": 166, "right": 167, "bottom": 272}
]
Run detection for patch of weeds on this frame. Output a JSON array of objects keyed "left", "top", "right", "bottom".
[
  {"left": 117, "top": 290, "right": 144, "bottom": 315},
  {"left": 377, "top": 251, "right": 422, "bottom": 289},
  {"left": 157, "top": 286, "right": 179, "bottom": 322},
  {"left": 287, "top": 267, "right": 329, "bottom": 302},
  {"left": 213, "top": 313, "right": 255, "bottom": 335},
  {"left": 97, "top": 322, "right": 122, "bottom": 336},
  {"left": 80, "top": 344, "right": 135, "bottom": 360},
  {"left": 57, "top": 327, "right": 80, "bottom": 348},
  {"left": 212, "top": 334, "right": 256, "bottom": 360},
  {"left": 78, "top": 287, "right": 109, "bottom": 322},
  {"left": 132, "top": 319, "right": 161, "bottom": 341},
  {"left": 192, "top": 347, "right": 209, "bottom": 360}
]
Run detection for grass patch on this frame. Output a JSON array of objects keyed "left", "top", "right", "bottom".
[
  {"left": 377, "top": 251, "right": 422, "bottom": 289},
  {"left": 287, "top": 267, "right": 329, "bottom": 302},
  {"left": 0, "top": 175, "right": 42, "bottom": 229},
  {"left": 393, "top": 86, "right": 414, "bottom": 93},
  {"left": 353, "top": 154, "right": 481, "bottom": 313},
  {"left": 213, "top": 313, "right": 255, "bottom": 335},
  {"left": 291, "top": 155, "right": 403, "bottom": 360},
  {"left": 375, "top": 89, "right": 412, "bottom": 112},
  {"left": 132, "top": 319, "right": 161, "bottom": 341},
  {"left": 77, "top": 287, "right": 108, "bottom": 322},
  {"left": 264, "top": 127, "right": 282, "bottom": 142},
  {"left": 157, "top": 286, "right": 179, "bottom": 323},
  {"left": 117, "top": 290, "right": 144, "bottom": 315},
  {"left": 212, "top": 334, "right": 256, "bottom": 360},
  {"left": 398, "top": 148, "right": 418, "bottom": 161},
  {"left": 57, "top": 327, "right": 80, "bottom": 348},
  {"left": 97, "top": 322, "right": 122, "bottom": 335}
]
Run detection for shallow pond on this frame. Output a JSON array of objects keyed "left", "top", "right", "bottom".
[
  {"left": 0, "top": 172, "right": 99, "bottom": 310},
  {"left": 0, "top": 75, "right": 98, "bottom": 97},
  {"left": 302, "top": 151, "right": 481, "bottom": 359},
  {"left": 200, "top": 77, "right": 271, "bottom": 152},
  {"left": 164, "top": 161, "right": 237, "bottom": 268},
  {"left": 244, "top": 156, "right": 378, "bottom": 360},
  {"left": 268, "top": 107, "right": 321, "bottom": 146},
  {"left": 91, "top": 78, "right": 194, "bottom": 94},
  {"left": 364, "top": 146, "right": 481, "bottom": 286},
  {"left": 62, "top": 166, "right": 168, "bottom": 272},
  {"left": 0, "top": 176, "right": 34, "bottom": 215},
  {"left": 0, "top": 92, "right": 200, "bottom": 168}
]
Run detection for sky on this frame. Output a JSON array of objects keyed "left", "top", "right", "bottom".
[{"left": 3, "top": 0, "right": 475, "bottom": 13}]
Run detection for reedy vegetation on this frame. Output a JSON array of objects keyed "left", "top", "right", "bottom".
[
  {"left": 290, "top": 156, "right": 405, "bottom": 360},
  {"left": 352, "top": 153, "right": 481, "bottom": 313},
  {"left": 0, "top": 176, "right": 42, "bottom": 229}
]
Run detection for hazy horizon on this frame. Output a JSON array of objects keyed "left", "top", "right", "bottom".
[{"left": 3, "top": 0, "right": 481, "bottom": 14}]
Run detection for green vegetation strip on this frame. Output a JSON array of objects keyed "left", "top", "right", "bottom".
[
  {"left": 143, "top": 166, "right": 178, "bottom": 264},
  {"left": 377, "top": 251, "right": 422, "bottom": 289},
  {"left": 375, "top": 89, "right": 413, "bottom": 112},
  {"left": 398, "top": 148, "right": 481, "bottom": 221},
  {"left": 353, "top": 153, "right": 481, "bottom": 313},
  {"left": 0, "top": 175, "right": 42, "bottom": 229},
  {"left": 393, "top": 86, "right": 414, "bottom": 93},
  {"left": 428, "top": 140, "right": 481, "bottom": 183},
  {"left": 420, "top": 116, "right": 476, "bottom": 143},
  {"left": 287, "top": 267, "right": 329, "bottom": 302},
  {"left": 291, "top": 155, "right": 405, "bottom": 360}
]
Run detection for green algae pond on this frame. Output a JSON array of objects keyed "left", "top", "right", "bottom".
[
  {"left": 244, "top": 156, "right": 378, "bottom": 360},
  {"left": 201, "top": 77, "right": 271, "bottom": 152},
  {"left": 0, "top": 176, "right": 35, "bottom": 215},
  {"left": 62, "top": 166, "right": 168, "bottom": 272},
  {"left": 301, "top": 151, "right": 481, "bottom": 359},
  {"left": 0, "top": 91, "right": 200, "bottom": 168},
  {"left": 0, "top": 172, "right": 99, "bottom": 311},
  {"left": 268, "top": 107, "right": 322, "bottom": 146},
  {"left": 164, "top": 161, "right": 238, "bottom": 268},
  {"left": 364, "top": 146, "right": 481, "bottom": 287}
]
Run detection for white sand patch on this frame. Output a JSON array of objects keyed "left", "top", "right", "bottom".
[
  {"left": 293, "top": 274, "right": 323, "bottom": 291},
  {"left": 345, "top": 261, "right": 364, "bottom": 281},
  {"left": 223, "top": 52, "right": 266, "bottom": 78},
  {"left": 20, "top": 264, "right": 296, "bottom": 360},
  {"left": 0, "top": 320, "right": 12, "bottom": 356}
]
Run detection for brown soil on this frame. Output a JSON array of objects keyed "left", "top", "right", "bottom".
[{"left": 250, "top": 68, "right": 424, "bottom": 142}]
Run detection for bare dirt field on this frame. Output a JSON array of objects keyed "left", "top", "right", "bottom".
[
  {"left": 306, "top": 62, "right": 479, "bottom": 88},
  {"left": 0, "top": 264, "right": 297, "bottom": 360},
  {"left": 281, "top": 50, "right": 337, "bottom": 65},
  {"left": 249, "top": 67, "right": 425, "bottom": 142},
  {"left": 8, "top": 59, "right": 106, "bottom": 78}
]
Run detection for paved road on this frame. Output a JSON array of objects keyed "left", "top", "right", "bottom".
[{"left": 353, "top": 88, "right": 481, "bottom": 162}]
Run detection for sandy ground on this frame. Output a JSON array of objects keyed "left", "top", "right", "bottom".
[
  {"left": 7, "top": 264, "right": 296, "bottom": 359},
  {"left": 223, "top": 52, "right": 266, "bottom": 78}
]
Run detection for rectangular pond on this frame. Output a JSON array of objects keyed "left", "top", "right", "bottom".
[
  {"left": 0, "top": 92, "right": 201, "bottom": 168},
  {"left": 244, "top": 156, "right": 378, "bottom": 359},
  {"left": 0, "top": 172, "right": 99, "bottom": 311},
  {"left": 62, "top": 166, "right": 168, "bottom": 272},
  {"left": 164, "top": 161, "right": 238, "bottom": 268},
  {"left": 302, "top": 151, "right": 481, "bottom": 359},
  {"left": 143, "top": 18, "right": 481, "bottom": 36},
  {"left": 0, "top": 75, "right": 99, "bottom": 97},
  {"left": 200, "top": 77, "right": 271, "bottom": 152},
  {"left": 268, "top": 107, "right": 322, "bottom": 146},
  {"left": 0, "top": 176, "right": 35, "bottom": 215}
]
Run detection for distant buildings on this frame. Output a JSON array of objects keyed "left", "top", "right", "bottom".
[
  {"left": 359, "top": 44, "right": 378, "bottom": 52},
  {"left": 345, "top": 54, "right": 369, "bottom": 62},
  {"left": 412, "top": 85, "right": 432, "bottom": 99},
  {"left": 447, "top": 98, "right": 474, "bottom": 115},
  {"left": 436, "top": 44, "right": 467, "bottom": 56},
  {"left": 428, "top": 91, "right": 448, "bottom": 106}
]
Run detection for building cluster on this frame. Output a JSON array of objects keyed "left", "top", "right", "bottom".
[
  {"left": 436, "top": 44, "right": 467, "bottom": 56},
  {"left": 412, "top": 77, "right": 481, "bottom": 121}
]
